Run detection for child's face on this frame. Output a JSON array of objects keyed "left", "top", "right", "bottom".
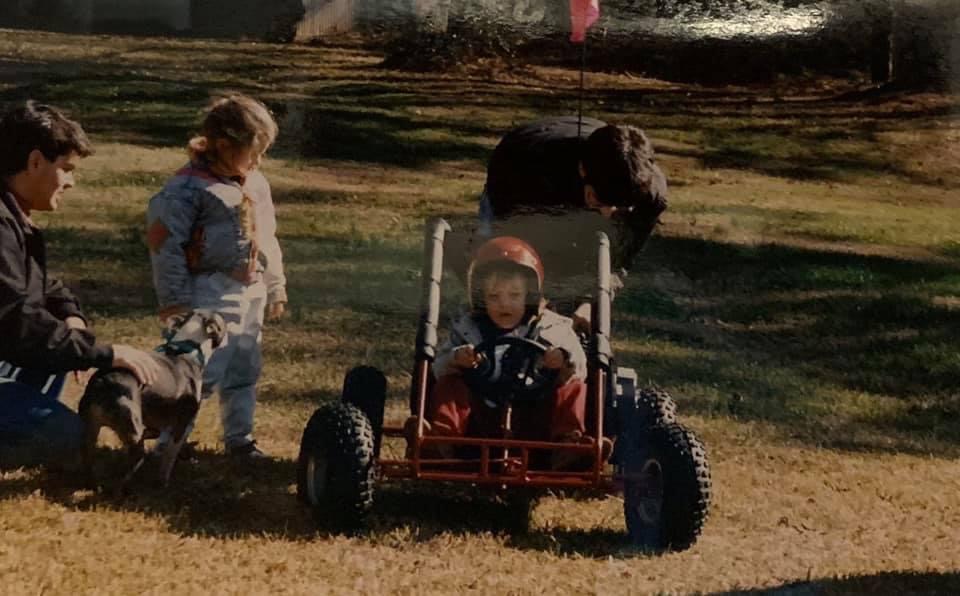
[{"left": 483, "top": 273, "right": 527, "bottom": 330}]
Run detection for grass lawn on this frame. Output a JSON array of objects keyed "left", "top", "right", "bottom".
[{"left": 1, "top": 28, "right": 960, "bottom": 594}]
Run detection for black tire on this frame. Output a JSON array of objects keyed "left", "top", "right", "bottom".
[
  {"left": 606, "top": 376, "right": 678, "bottom": 444},
  {"left": 636, "top": 387, "right": 678, "bottom": 426},
  {"left": 296, "top": 402, "right": 376, "bottom": 532},
  {"left": 621, "top": 422, "right": 711, "bottom": 552},
  {"left": 341, "top": 366, "right": 387, "bottom": 457}
]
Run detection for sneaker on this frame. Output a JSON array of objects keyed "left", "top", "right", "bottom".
[
  {"left": 227, "top": 440, "right": 269, "bottom": 459},
  {"left": 403, "top": 416, "right": 454, "bottom": 459}
]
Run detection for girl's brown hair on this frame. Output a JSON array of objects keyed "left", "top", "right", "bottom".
[{"left": 188, "top": 94, "right": 278, "bottom": 164}]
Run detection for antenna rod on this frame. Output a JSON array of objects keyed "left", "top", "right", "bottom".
[{"left": 578, "top": 34, "right": 587, "bottom": 138}]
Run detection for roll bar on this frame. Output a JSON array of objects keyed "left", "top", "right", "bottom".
[{"left": 415, "top": 217, "right": 451, "bottom": 361}]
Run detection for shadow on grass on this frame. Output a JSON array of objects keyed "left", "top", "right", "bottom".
[
  {"left": 9, "top": 451, "right": 633, "bottom": 556},
  {"left": 714, "top": 570, "right": 960, "bottom": 595},
  {"left": 18, "top": 447, "right": 318, "bottom": 540},
  {"left": 42, "top": 226, "right": 157, "bottom": 319},
  {"left": 276, "top": 105, "right": 492, "bottom": 168},
  {"left": 624, "top": 234, "right": 960, "bottom": 453},
  {"left": 2, "top": 34, "right": 956, "bottom": 186},
  {"left": 0, "top": 69, "right": 206, "bottom": 148},
  {"left": 367, "top": 483, "right": 526, "bottom": 536},
  {"left": 365, "top": 484, "right": 637, "bottom": 558},
  {"left": 30, "top": 216, "right": 960, "bottom": 456}
]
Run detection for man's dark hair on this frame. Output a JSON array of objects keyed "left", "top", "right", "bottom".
[
  {"left": 582, "top": 124, "right": 669, "bottom": 269},
  {"left": 0, "top": 101, "right": 93, "bottom": 178},
  {"left": 581, "top": 124, "right": 667, "bottom": 219}
]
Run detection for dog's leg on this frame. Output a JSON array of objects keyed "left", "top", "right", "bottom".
[
  {"left": 158, "top": 428, "right": 189, "bottom": 488},
  {"left": 118, "top": 440, "right": 147, "bottom": 493}
]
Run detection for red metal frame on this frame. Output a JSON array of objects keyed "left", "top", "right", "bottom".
[
  {"left": 381, "top": 220, "right": 618, "bottom": 493},
  {"left": 378, "top": 354, "right": 616, "bottom": 492}
]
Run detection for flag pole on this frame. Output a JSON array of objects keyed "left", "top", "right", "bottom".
[
  {"left": 570, "top": 0, "right": 597, "bottom": 138},
  {"left": 577, "top": 35, "right": 587, "bottom": 139}
]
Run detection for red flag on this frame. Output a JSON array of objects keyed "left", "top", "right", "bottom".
[{"left": 569, "top": 0, "right": 599, "bottom": 43}]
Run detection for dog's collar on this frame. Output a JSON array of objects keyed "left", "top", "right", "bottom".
[{"left": 156, "top": 340, "right": 206, "bottom": 367}]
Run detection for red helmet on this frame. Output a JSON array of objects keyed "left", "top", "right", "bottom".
[{"left": 467, "top": 236, "right": 544, "bottom": 311}]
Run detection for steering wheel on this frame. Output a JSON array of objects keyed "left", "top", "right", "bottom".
[{"left": 463, "top": 336, "right": 558, "bottom": 407}]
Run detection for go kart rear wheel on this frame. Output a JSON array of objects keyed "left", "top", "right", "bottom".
[
  {"left": 622, "top": 422, "right": 710, "bottom": 552},
  {"left": 636, "top": 387, "right": 678, "bottom": 426},
  {"left": 296, "top": 402, "right": 376, "bottom": 532}
]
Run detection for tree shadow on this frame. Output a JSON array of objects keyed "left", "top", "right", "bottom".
[
  {"left": 41, "top": 226, "right": 157, "bottom": 320},
  {"left": 275, "top": 104, "right": 492, "bottom": 168},
  {"left": 2, "top": 33, "right": 956, "bottom": 186},
  {"left": 33, "top": 214, "right": 960, "bottom": 457},
  {"left": 621, "top": 234, "right": 960, "bottom": 454},
  {"left": 714, "top": 570, "right": 960, "bottom": 595}
]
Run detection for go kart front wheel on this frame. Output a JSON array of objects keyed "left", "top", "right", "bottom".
[
  {"left": 297, "top": 402, "right": 376, "bottom": 533},
  {"left": 621, "top": 422, "right": 711, "bottom": 552},
  {"left": 636, "top": 387, "right": 678, "bottom": 426}
]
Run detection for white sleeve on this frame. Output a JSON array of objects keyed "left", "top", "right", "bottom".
[
  {"left": 254, "top": 174, "right": 287, "bottom": 304},
  {"left": 432, "top": 313, "right": 479, "bottom": 376}
]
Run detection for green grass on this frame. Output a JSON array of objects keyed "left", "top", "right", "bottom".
[
  {"left": 2, "top": 28, "right": 955, "bottom": 456},
  {"left": 1, "top": 28, "right": 959, "bottom": 595}
]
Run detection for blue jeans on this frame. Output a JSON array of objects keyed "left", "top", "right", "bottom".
[
  {"left": 194, "top": 272, "right": 266, "bottom": 450},
  {"left": 0, "top": 376, "right": 83, "bottom": 470}
]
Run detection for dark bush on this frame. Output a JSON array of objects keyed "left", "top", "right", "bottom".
[{"left": 192, "top": 0, "right": 305, "bottom": 42}]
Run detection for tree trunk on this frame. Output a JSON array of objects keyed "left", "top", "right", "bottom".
[
  {"left": 890, "top": 0, "right": 960, "bottom": 89},
  {"left": 868, "top": 0, "right": 893, "bottom": 84}
]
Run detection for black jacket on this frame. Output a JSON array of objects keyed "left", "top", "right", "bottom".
[
  {"left": 0, "top": 187, "right": 113, "bottom": 374},
  {"left": 479, "top": 117, "right": 665, "bottom": 309},
  {"left": 485, "top": 116, "right": 605, "bottom": 216}
]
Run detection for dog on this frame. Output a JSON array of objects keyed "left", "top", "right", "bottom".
[{"left": 78, "top": 310, "right": 226, "bottom": 489}]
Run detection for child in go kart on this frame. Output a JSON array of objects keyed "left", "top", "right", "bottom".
[{"left": 409, "top": 236, "right": 603, "bottom": 469}]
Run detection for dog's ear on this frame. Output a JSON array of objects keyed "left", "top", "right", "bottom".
[
  {"left": 205, "top": 313, "right": 227, "bottom": 348},
  {"left": 165, "top": 313, "right": 188, "bottom": 330},
  {"left": 163, "top": 312, "right": 190, "bottom": 341}
]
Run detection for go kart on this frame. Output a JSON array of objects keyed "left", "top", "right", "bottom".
[{"left": 297, "top": 218, "right": 711, "bottom": 552}]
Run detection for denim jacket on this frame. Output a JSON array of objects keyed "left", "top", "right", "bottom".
[{"left": 146, "top": 162, "right": 286, "bottom": 315}]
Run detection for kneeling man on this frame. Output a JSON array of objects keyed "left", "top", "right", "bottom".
[{"left": 0, "top": 101, "right": 159, "bottom": 469}]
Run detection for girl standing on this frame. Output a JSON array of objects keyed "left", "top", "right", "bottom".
[{"left": 146, "top": 94, "right": 286, "bottom": 458}]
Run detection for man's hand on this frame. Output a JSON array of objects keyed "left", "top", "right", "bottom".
[
  {"left": 543, "top": 347, "right": 568, "bottom": 370},
  {"left": 111, "top": 345, "right": 161, "bottom": 386},
  {"left": 267, "top": 301, "right": 286, "bottom": 322},
  {"left": 65, "top": 316, "right": 86, "bottom": 330},
  {"left": 452, "top": 344, "right": 480, "bottom": 369},
  {"left": 72, "top": 368, "right": 93, "bottom": 387}
]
